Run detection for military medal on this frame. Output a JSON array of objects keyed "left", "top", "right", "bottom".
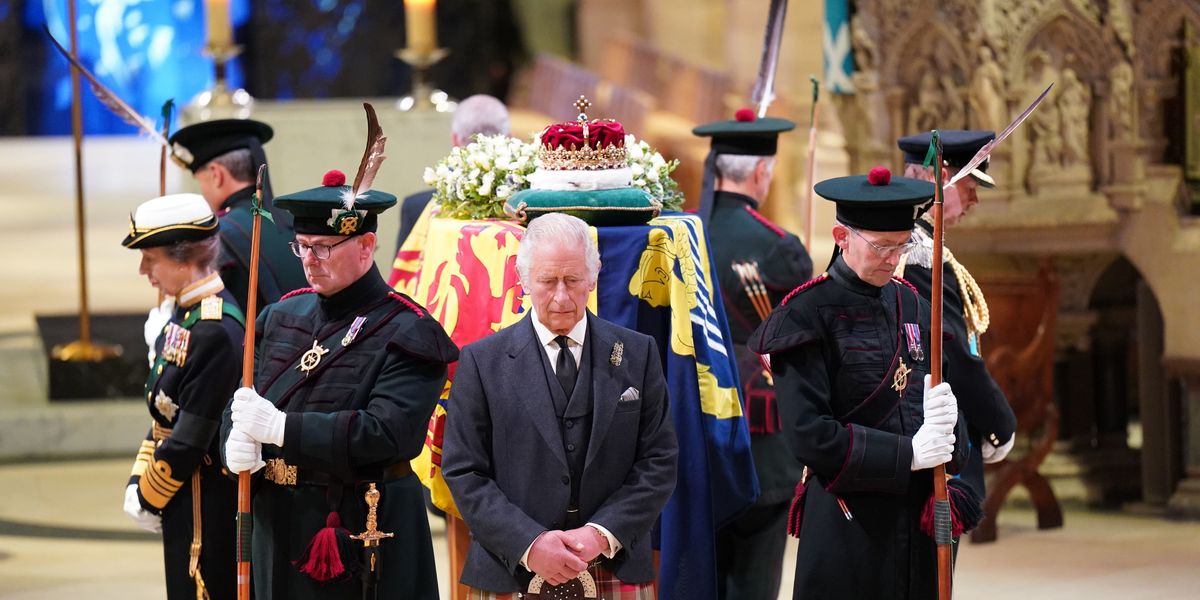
[
  {"left": 892, "top": 357, "right": 911, "bottom": 393},
  {"left": 342, "top": 316, "right": 367, "bottom": 347},
  {"left": 903, "top": 323, "right": 924, "bottom": 362},
  {"left": 298, "top": 339, "right": 330, "bottom": 375},
  {"left": 160, "top": 323, "right": 191, "bottom": 367}
]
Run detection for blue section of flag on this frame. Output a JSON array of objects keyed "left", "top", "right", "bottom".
[
  {"left": 823, "top": 0, "right": 855, "bottom": 94},
  {"left": 596, "top": 217, "right": 758, "bottom": 599}
]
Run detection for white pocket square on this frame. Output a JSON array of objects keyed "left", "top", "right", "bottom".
[{"left": 619, "top": 387, "right": 640, "bottom": 402}]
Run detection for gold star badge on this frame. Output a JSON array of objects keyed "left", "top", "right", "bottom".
[{"left": 154, "top": 391, "right": 178, "bottom": 421}]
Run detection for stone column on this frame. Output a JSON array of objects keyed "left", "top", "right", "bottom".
[
  {"left": 1167, "top": 360, "right": 1200, "bottom": 519},
  {"left": 1136, "top": 281, "right": 1179, "bottom": 508}
]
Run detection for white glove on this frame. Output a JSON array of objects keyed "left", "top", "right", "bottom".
[
  {"left": 912, "top": 375, "right": 957, "bottom": 471},
  {"left": 123, "top": 483, "right": 162, "bottom": 533},
  {"left": 143, "top": 297, "right": 175, "bottom": 367},
  {"left": 921, "top": 374, "right": 958, "bottom": 430},
  {"left": 911, "top": 425, "right": 955, "bottom": 471},
  {"left": 224, "top": 427, "right": 266, "bottom": 474},
  {"left": 231, "top": 387, "right": 287, "bottom": 446},
  {"left": 982, "top": 433, "right": 1015, "bottom": 464}
]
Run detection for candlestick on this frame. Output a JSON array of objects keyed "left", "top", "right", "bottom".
[
  {"left": 395, "top": 47, "right": 453, "bottom": 112},
  {"left": 205, "top": 0, "right": 232, "bottom": 49},
  {"left": 183, "top": 44, "right": 254, "bottom": 123}
]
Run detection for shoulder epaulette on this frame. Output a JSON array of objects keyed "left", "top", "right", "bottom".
[
  {"left": 388, "top": 291, "right": 426, "bottom": 318},
  {"left": 780, "top": 273, "right": 829, "bottom": 306},
  {"left": 279, "top": 287, "right": 315, "bottom": 301},
  {"left": 743, "top": 206, "right": 786, "bottom": 238}
]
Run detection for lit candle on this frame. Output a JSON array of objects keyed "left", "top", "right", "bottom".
[
  {"left": 405, "top": 0, "right": 437, "bottom": 54},
  {"left": 205, "top": 0, "right": 232, "bottom": 49}
]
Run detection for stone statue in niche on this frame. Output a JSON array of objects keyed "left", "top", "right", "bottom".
[
  {"left": 970, "top": 45, "right": 1007, "bottom": 131},
  {"left": 941, "top": 74, "right": 967, "bottom": 129},
  {"left": 1109, "top": 61, "right": 1135, "bottom": 141},
  {"left": 850, "top": 14, "right": 876, "bottom": 74},
  {"left": 1059, "top": 68, "right": 1091, "bottom": 168},
  {"left": 909, "top": 71, "right": 943, "bottom": 133}
]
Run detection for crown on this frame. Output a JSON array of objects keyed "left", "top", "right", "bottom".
[{"left": 537, "top": 95, "right": 628, "bottom": 170}]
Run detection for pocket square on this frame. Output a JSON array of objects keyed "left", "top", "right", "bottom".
[{"left": 619, "top": 387, "right": 640, "bottom": 402}]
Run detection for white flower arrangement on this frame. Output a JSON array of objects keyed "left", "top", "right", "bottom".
[{"left": 425, "top": 133, "right": 685, "bottom": 220}]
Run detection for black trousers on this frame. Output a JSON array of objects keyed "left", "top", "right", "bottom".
[{"left": 715, "top": 500, "right": 790, "bottom": 600}]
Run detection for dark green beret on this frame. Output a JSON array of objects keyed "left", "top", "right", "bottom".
[
  {"left": 273, "top": 170, "right": 397, "bottom": 236},
  {"left": 814, "top": 167, "right": 936, "bottom": 232},
  {"left": 692, "top": 109, "right": 796, "bottom": 156},
  {"left": 168, "top": 118, "right": 273, "bottom": 172}
]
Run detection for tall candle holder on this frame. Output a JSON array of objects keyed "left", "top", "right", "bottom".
[
  {"left": 183, "top": 44, "right": 255, "bottom": 123},
  {"left": 395, "top": 47, "right": 454, "bottom": 112}
]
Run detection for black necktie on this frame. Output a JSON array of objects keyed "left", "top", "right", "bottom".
[{"left": 554, "top": 335, "right": 577, "bottom": 398}]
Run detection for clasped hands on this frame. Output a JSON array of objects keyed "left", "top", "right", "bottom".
[
  {"left": 526, "top": 526, "right": 609, "bottom": 586},
  {"left": 224, "top": 387, "right": 286, "bottom": 474}
]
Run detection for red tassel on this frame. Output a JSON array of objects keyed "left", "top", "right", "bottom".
[
  {"left": 294, "top": 511, "right": 357, "bottom": 582},
  {"left": 920, "top": 479, "right": 983, "bottom": 539},
  {"left": 787, "top": 479, "right": 808, "bottom": 538}
]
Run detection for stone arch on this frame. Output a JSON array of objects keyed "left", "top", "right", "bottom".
[
  {"left": 887, "top": 20, "right": 973, "bottom": 137},
  {"left": 1132, "top": 0, "right": 1200, "bottom": 165}
]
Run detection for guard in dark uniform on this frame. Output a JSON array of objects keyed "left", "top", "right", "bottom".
[
  {"left": 169, "top": 118, "right": 306, "bottom": 310},
  {"left": 221, "top": 168, "right": 458, "bottom": 600},
  {"left": 897, "top": 130, "right": 1017, "bottom": 501},
  {"left": 122, "top": 193, "right": 244, "bottom": 599},
  {"left": 694, "top": 109, "right": 812, "bottom": 600},
  {"left": 749, "top": 168, "right": 973, "bottom": 598}
]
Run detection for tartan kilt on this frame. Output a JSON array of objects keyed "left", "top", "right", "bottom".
[{"left": 466, "top": 562, "right": 654, "bottom": 600}]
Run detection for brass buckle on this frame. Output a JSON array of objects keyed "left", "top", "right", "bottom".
[{"left": 264, "top": 458, "right": 297, "bottom": 485}]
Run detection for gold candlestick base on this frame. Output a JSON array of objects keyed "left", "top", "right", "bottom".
[
  {"left": 51, "top": 339, "right": 122, "bottom": 362},
  {"left": 395, "top": 48, "right": 455, "bottom": 112},
  {"left": 183, "top": 44, "right": 255, "bottom": 123}
]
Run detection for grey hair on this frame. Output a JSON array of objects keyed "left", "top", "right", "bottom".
[
  {"left": 715, "top": 154, "right": 774, "bottom": 184},
  {"left": 452, "top": 95, "right": 511, "bottom": 141},
  {"left": 164, "top": 235, "right": 220, "bottom": 271},
  {"left": 516, "top": 213, "right": 600, "bottom": 284},
  {"left": 210, "top": 148, "right": 255, "bottom": 182}
]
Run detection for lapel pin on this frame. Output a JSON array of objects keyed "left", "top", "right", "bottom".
[{"left": 611, "top": 341, "right": 624, "bottom": 367}]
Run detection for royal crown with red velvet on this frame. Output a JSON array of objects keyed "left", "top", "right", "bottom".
[{"left": 537, "top": 96, "right": 627, "bottom": 171}]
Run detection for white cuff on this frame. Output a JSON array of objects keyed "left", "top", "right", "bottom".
[
  {"left": 587, "top": 522, "right": 621, "bottom": 558},
  {"left": 519, "top": 531, "right": 547, "bottom": 569}
]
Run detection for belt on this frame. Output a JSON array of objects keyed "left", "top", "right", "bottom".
[{"left": 263, "top": 458, "right": 413, "bottom": 487}]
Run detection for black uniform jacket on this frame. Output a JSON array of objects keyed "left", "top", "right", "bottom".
[
  {"left": 221, "top": 266, "right": 458, "bottom": 600},
  {"left": 749, "top": 256, "right": 967, "bottom": 599},
  {"left": 217, "top": 186, "right": 307, "bottom": 311},
  {"left": 902, "top": 219, "right": 1016, "bottom": 496},
  {"left": 130, "top": 278, "right": 243, "bottom": 600},
  {"left": 709, "top": 190, "right": 812, "bottom": 504}
]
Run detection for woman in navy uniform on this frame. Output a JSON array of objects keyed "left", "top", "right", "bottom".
[
  {"left": 749, "top": 168, "right": 972, "bottom": 598},
  {"left": 221, "top": 169, "right": 457, "bottom": 599},
  {"left": 122, "top": 193, "right": 244, "bottom": 599}
]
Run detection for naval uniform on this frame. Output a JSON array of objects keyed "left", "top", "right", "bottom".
[
  {"left": 708, "top": 190, "right": 811, "bottom": 600},
  {"left": 128, "top": 274, "right": 244, "bottom": 599},
  {"left": 215, "top": 186, "right": 307, "bottom": 311},
  {"left": 749, "top": 255, "right": 968, "bottom": 599},
  {"left": 222, "top": 266, "right": 457, "bottom": 600}
]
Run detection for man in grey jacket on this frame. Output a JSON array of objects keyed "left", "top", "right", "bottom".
[{"left": 443, "top": 213, "right": 677, "bottom": 598}]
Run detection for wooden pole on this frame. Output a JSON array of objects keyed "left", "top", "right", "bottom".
[
  {"left": 236, "top": 164, "right": 268, "bottom": 600},
  {"left": 803, "top": 77, "right": 819, "bottom": 250},
  {"left": 929, "top": 131, "right": 952, "bottom": 600}
]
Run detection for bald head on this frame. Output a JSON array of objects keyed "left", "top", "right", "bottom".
[{"left": 451, "top": 95, "right": 511, "bottom": 146}]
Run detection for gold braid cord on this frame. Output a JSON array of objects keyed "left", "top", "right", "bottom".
[
  {"left": 188, "top": 459, "right": 210, "bottom": 600},
  {"left": 948, "top": 257, "right": 990, "bottom": 336}
]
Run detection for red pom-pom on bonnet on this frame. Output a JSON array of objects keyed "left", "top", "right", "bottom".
[
  {"left": 867, "top": 166, "right": 891, "bottom": 186},
  {"left": 322, "top": 169, "right": 346, "bottom": 187},
  {"left": 734, "top": 108, "right": 756, "bottom": 122}
]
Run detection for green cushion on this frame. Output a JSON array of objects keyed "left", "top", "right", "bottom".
[{"left": 504, "top": 187, "right": 662, "bottom": 226}]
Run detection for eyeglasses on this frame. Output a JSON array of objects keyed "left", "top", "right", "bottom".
[
  {"left": 289, "top": 237, "right": 354, "bottom": 260},
  {"left": 844, "top": 226, "right": 918, "bottom": 258}
]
